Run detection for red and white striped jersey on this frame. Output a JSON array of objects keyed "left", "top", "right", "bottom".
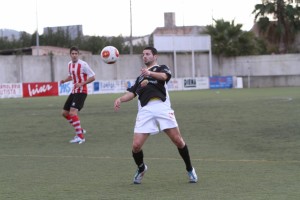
[{"left": 68, "top": 59, "right": 95, "bottom": 94}]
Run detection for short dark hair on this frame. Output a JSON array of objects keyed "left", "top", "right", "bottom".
[
  {"left": 144, "top": 46, "right": 157, "bottom": 55},
  {"left": 70, "top": 46, "right": 79, "bottom": 54}
]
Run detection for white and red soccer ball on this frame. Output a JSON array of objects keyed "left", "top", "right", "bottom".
[{"left": 100, "top": 46, "right": 119, "bottom": 64}]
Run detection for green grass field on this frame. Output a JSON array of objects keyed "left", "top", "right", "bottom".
[{"left": 0, "top": 87, "right": 299, "bottom": 200}]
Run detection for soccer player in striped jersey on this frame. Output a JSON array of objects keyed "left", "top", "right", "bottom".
[
  {"left": 114, "top": 46, "right": 198, "bottom": 184},
  {"left": 60, "top": 46, "right": 95, "bottom": 144}
]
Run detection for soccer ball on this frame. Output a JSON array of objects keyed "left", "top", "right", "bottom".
[{"left": 100, "top": 46, "right": 119, "bottom": 64}]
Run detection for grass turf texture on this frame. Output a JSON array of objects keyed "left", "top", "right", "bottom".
[{"left": 0, "top": 87, "right": 299, "bottom": 200}]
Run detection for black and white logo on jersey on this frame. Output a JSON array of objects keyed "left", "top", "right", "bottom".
[{"left": 138, "top": 75, "right": 144, "bottom": 84}]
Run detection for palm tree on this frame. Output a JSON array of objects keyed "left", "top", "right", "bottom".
[
  {"left": 205, "top": 19, "right": 266, "bottom": 74},
  {"left": 205, "top": 19, "right": 262, "bottom": 57},
  {"left": 252, "top": 0, "right": 300, "bottom": 53}
]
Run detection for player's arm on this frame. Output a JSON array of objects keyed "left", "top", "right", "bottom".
[
  {"left": 141, "top": 68, "right": 168, "bottom": 81},
  {"left": 85, "top": 75, "right": 96, "bottom": 85},
  {"left": 114, "top": 92, "right": 135, "bottom": 111},
  {"left": 60, "top": 76, "right": 72, "bottom": 84},
  {"left": 75, "top": 64, "right": 96, "bottom": 88},
  {"left": 75, "top": 75, "right": 95, "bottom": 88}
]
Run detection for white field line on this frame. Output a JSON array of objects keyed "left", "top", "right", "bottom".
[
  {"left": 270, "top": 97, "right": 293, "bottom": 101},
  {"left": 0, "top": 154, "right": 299, "bottom": 163}
]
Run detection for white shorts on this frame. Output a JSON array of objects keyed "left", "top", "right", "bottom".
[{"left": 134, "top": 99, "right": 178, "bottom": 135}]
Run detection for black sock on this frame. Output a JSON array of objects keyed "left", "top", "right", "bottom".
[
  {"left": 178, "top": 144, "right": 193, "bottom": 172},
  {"left": 132, "top": 150, "right": 145, "bottom": 172}
]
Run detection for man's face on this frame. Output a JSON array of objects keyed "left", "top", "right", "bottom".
[
  {"left": 142, "top": 49, "right": 156, "bottom": 66},
  {"left": 70, "top": 50, "right": 79, "bottom": 63}
]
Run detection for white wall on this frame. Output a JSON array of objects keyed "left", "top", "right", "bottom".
[{"left": 1, "top": 53, "right": 300, "bottom": 87}]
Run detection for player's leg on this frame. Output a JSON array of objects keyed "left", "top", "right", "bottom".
[
  {"left": 69, "top": 107, "right": 84, "bottom": 138},
  {"left": 62, "top": 94, "right": 73, "bottom": 124},
  {"left": 132, "top": 104, "right": 159, "bottom": 184},
  {"left": 62, "top": 108, "right": 86, "bottom": 135},
  {"left": 164, "top": 127, "right": 198, "bottom": 183},
  {"left": 155, "top": 103, "right": 192, "bottom": 169},
  {"left": 67, "top": 94, "right": 87, "bottom": 143},
  {"left": 155, "top": 101, "right": 198, "bottom": 182},
  {"left": 62, "top": 109, "right": 72, "bottom": 123},
  {"left": 132, "top": 105, "right": 157, "bottom": 170},
  {"left": 164, "top": 127, "right": 192, "bottom": 170},
  {"left": 132, "top": 133, "right": 149, "bottom": 184},
  {"left": 132, "top": 133, "right": 149, "bottom": 167}
]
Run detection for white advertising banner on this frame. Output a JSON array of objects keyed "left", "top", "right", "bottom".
[
  {"left": 182, "top": 77, "right": 209, "bottom": 90},
  {"left": 0, "top": 83, "right": 23, "bottom": 98},
  {"left": 167, "top": 78, "right": 183, "bottom": 91},
  {"left": 59, "top": 81, "right": 72, "bottom": 96},
  {"left": 0, "top": 78, "right": 210, "bottom": 99},
  {"left": 93, "top": 79, "right": 135, "bottom": 94}
]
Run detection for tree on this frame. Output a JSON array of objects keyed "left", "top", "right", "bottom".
[
  {"left": 19, "top": 32, "right": 32, "bottom": 47},
  {"left": 205, "top": 19, "right": 264, "bottom": 57},
  {"left": 0, "top": 37, "right": 13, "bottom": 50},
  {"left": 106, "top": 35, "right": 126, "bottom": 54},
  {"left": 252, "top": 0, "right": 300, "bottom": 53},
  {"left": 0, "top": 30, "right": 144, "bottom": 55},
  {"left": 81, "top": 36, "right": 106, "bottom": 54}
]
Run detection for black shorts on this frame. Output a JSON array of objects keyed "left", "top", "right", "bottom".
[{"left": 63, "top": 93, "right": 87, "bottom": 111}]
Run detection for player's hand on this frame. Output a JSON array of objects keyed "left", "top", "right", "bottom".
[
  {"left": 114, "top": 98, "right": 121, "bottom": 111},
  {"left": 60, "top": 80, "right": 65, "bottom": 85},
  {"left": 141, "top": 68, "right": 151, "bottom": 77},
  {"left": 140, "top": 79, "right": 149, "bottom": 87},
  {"left": 74, "top": 83, "right": 82, "bottom": 88}
]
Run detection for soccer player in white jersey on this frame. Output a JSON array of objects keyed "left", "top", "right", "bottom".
[
  {"left": 114, "top": 46, "right": 198, "bottom": 184},
  {"left": 60, "top": 46, "right": 95, "bottom": 144}
]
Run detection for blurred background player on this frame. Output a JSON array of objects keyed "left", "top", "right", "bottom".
[
  {"left": 114, "top": 46, "right": 198, "bottom": 184},
  {"left": 60, "top": 46, "right": 95, "bottom": 144}
]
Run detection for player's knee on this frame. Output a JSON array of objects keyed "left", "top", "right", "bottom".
[
  {"left": 62, "top": 111, "right": 68, "bottom": 118},
  {"left": 174, "top": 138, "right": 185, "bottom": 148},
  {"left": 132, "top": 143, "right": 142, "bottom": 152},
  {"left": 69, "top": 109, "right": 78, "bottom": 116}
]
